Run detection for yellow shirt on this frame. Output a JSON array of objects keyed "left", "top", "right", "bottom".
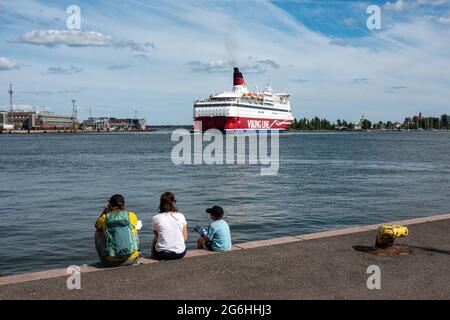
[{"left": 95, "top": 211, "right": 140, "bottom": 261}]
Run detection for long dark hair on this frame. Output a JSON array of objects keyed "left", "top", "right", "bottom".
[
  {"left": 109, "top": 194, "right": 125, "bottom": 211},
  {"left": 159, "top": 192, "right": 178, "bottom": 213}
]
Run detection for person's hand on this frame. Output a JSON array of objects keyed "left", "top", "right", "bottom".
[{"left": 101, "top": 202, "right": 111, "bottom": 215}]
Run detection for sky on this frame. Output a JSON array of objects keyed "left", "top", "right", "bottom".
[{"left": 0, "top": 0, "right": 449, "bottom": 124}]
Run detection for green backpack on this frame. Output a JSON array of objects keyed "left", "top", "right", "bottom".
[{"left": 104, "top": 211, "right": 139, "bottom": 257}]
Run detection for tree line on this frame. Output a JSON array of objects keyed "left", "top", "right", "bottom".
[{"left": 289, "top": 114, "right": 449, "bottom": 131}]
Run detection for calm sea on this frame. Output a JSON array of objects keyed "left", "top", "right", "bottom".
[{"left": 1, "top": 131, "right": 449, "bottom": 275}]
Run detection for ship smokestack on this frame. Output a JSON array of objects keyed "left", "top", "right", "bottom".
[{"left": 233, "top": 67, "right": 245, "bottom": 86}]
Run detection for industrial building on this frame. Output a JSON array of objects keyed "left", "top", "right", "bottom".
[
  {"left": 82, "top": 117, "right": 146, "bottom": 130},
  {"left": 2, "top": 83, "right": 79, "bottom": 131},
  {"left": 7, "top": 111, "right": 79, "bottom": 130},
  {"left": 0, "top": 111, "right": 13, "bottom": 130},
  {"left": 3, "top": 84, "right": 146, "bottom": 132},
  {"left": 82, "top": 117, "right": 110, "bottom": 130}
]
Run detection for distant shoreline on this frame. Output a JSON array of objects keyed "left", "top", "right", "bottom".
[
  {"left": 0, "top": 129, "right": 158, "bottom": 134},
  {"left": 1, "top": 127, "right": 448, "bottom": 135},
  {"left": 287, "top": 128, "right": 449, "bottom": 132},
  {"left": 0, "top": 126, "right": 189, "bottom": 134}
]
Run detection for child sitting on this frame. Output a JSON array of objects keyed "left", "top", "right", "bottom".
[{"left": 195, "top": 206, "right": 232, "bottom": 252}]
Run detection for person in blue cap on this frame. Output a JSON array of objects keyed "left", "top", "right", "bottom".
[{"left": 195, "top": 205, "right": 232, "bottom": 252}]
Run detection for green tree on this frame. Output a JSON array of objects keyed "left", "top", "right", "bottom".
[
  {"left": 441, "top": 114, "right": 449, "bottom": 129},
  {"left": 361, "top": 119, "right": 372, "bottom": 130}
]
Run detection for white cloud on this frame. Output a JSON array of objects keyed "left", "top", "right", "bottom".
[
  {"left": 417, "top": 0, "right": 449, "bottom": 5},
  {"left": 291, "top": 79, "right": 308, "bottom": 83},
  {"left": 46, "top": 66, "right": 83, "bottom": 75},
  {"left": 133, "top": 54, "right": 149, "bottom": 61},
  {"left": 188, "top": 59, "right": 233, "bottom": 73},
  {"left": 385, "top": 85, "right": 408, "bottom": 93},
  {"left": 0, "top": 57, "right": 19, "bottom": 71},
  {"left": 18, "top": 90, "right": 53, "bottom": 95},
  {"left": 113, "top": 40, "right": 155, "bottom": 52},
  {"left": 57, "top": 88, "right": 86, "bottom": 94},
  {"left": 384, "top": 0, "right": 449, "bottom": 10},
  {"left": 434, "top": 16, "right": 450, "bottom": 24},
  {"left": 187, "top": 58, "right": 280, "bottom": 73},
  {"left": 107, "top": 64, "right": 131, "bottom": 70},
  {"left": 258, "top": 59, "right": 280, "bottom": 69},
  {"left": 343, "top": 17, "right": 357, "bottom": 26},
  {"left": 329, "top": 39, "right": 352, "bottom": 47},
  {"left": 385, "top": 0, "right": 416, "bottom": 10},
  {"left": 352, "top": 78, "right": 370, "bottom": 84},
  {"left": 10, "top": 29, "right": 156, "bottom": 54},
  {"left": 11, "top": 30, "right": 112, "bottom": 47}
]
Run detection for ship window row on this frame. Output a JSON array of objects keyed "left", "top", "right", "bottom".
[
  {"left": 195, "top": 104, "right": 290, "bottom": 113},
  {"left": 196, "top": 108, "right": 227, "bottom": 112}
]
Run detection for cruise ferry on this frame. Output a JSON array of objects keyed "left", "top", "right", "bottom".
[{"left": 193, "top": 67, "right": 294, "bottom": 133}]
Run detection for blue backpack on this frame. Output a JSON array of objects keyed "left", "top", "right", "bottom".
[{"left": 104, "top": 211, "right": 139, "bottom": 257}]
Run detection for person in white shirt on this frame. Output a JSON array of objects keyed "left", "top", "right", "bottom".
[{"left": 151, "top": 192, "right": 187, "bottom": 260}]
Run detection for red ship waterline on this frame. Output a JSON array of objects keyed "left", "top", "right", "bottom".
[{"left": 193, "top": 67, "right": 294, "bottom": 133}]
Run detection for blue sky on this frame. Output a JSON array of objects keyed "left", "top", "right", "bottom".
[{"left": 1, "top": 0, "right": 449, "bottom": 124}]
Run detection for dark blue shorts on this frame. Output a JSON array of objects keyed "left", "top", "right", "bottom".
[
  {"left": 151, "top": 240, "right": 186, "bottom": 260},
  {"left": 204, "top": 240, "right": 213, "bottom": 251},
  {"left": 152, "top": 249, "right": 186, "bottom": 260}
]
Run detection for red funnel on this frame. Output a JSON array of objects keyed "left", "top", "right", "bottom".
[{"left": 233, "top": 67, "right": 244, "bottom": 86}]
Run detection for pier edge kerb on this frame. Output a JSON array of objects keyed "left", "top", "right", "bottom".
[{"left": 1, "top": 213, "right": 449, "bottom": 286}]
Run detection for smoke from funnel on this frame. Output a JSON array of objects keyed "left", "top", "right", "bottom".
[{"left": 224, "top": 27, "right": 237, "bottom": 66}]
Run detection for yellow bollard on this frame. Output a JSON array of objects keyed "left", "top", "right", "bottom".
[{"left": 375, "top": 225, "right": 408, "bottom": 249}]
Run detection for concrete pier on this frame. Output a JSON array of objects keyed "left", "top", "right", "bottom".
[{"left": 1, "top": 214, "right": 449, "bottom": 299}]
